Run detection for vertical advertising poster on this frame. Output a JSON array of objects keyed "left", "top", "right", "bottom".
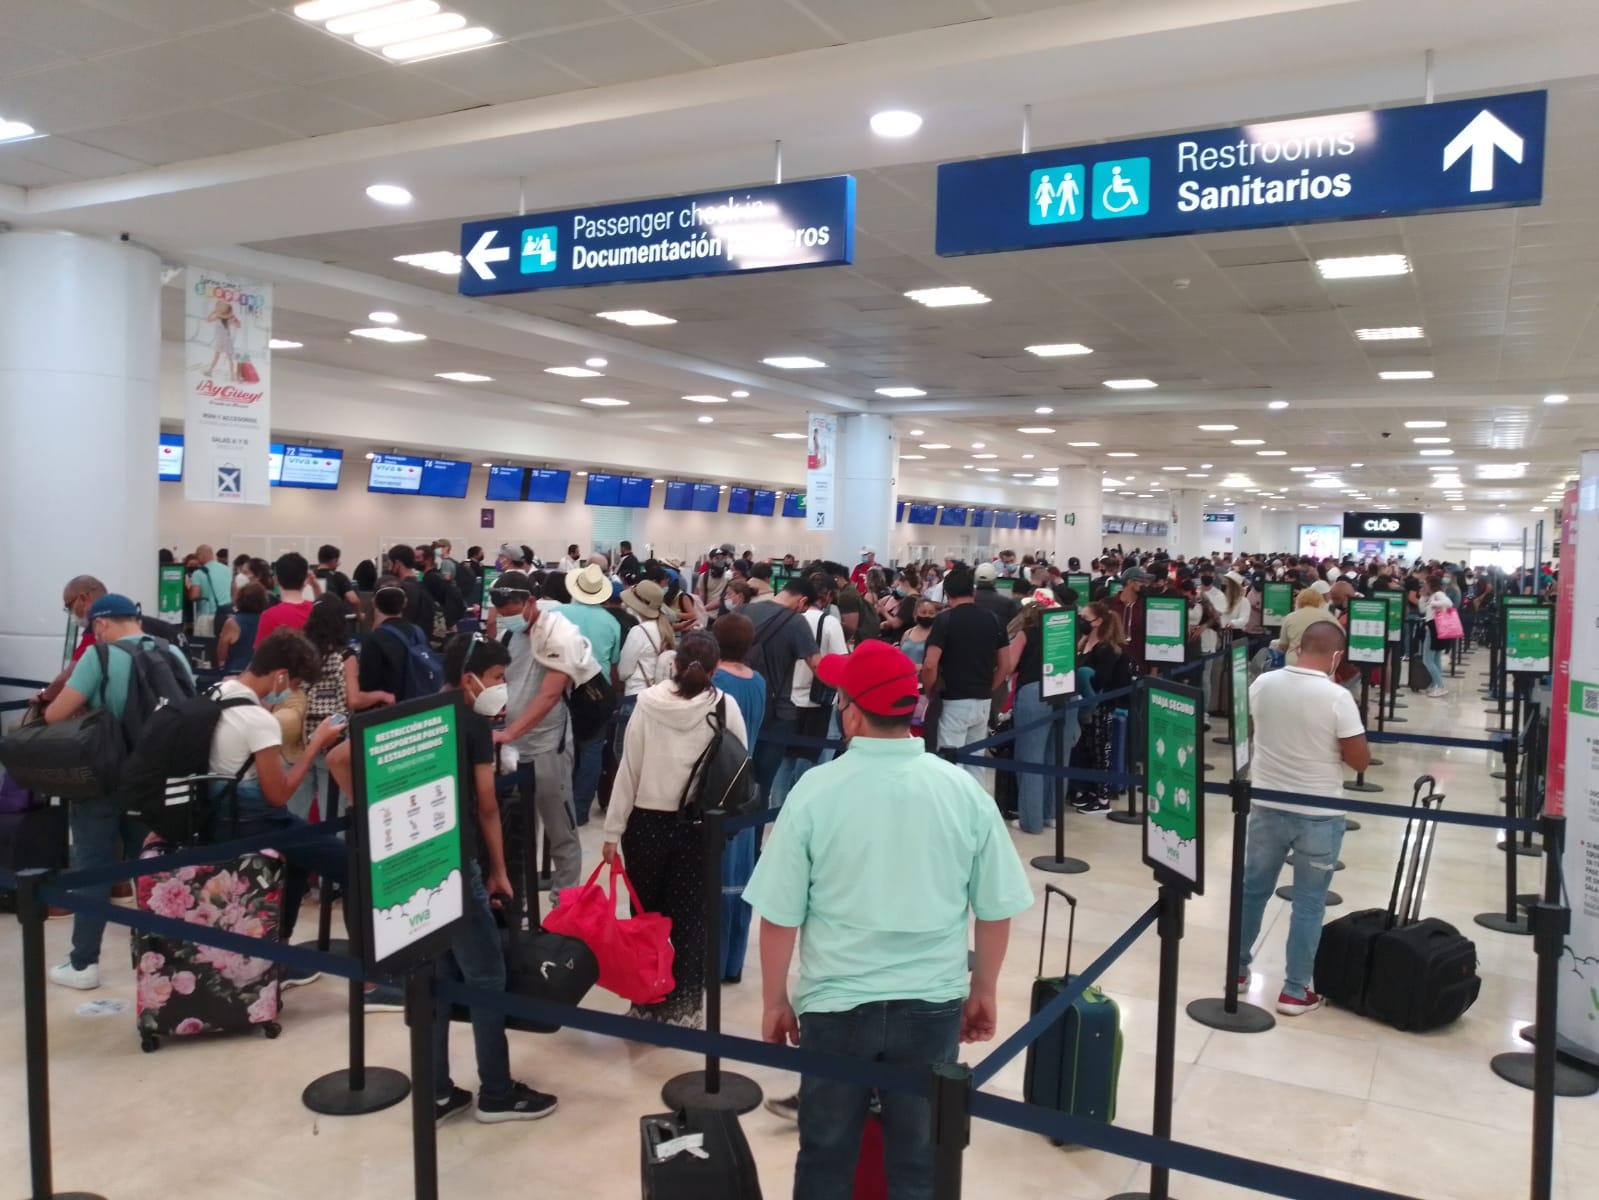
[
  {"left": 354, "top": 695, "right": 465, "bottom": 971},
  {"left": 1548, "top": 486, "right": 1578, "bottom": 821},
  {"left": 184, "top": 269, "right": 271, "bottom": 505},
  {"left": 157, "top": 565, "right": 185, "bottom": 625},
  {"left": 1347, "top": 598, "right": 1389, "bottom": 665},
  {"left": 1504, "top": 606, "right": 1554, "bottom": 673},
  {"left": 806, "top": 413, "right": 838, "bottom": 532},
  {"left": 1229, "top": 640, "right": 1251, "bottom": 775},
  {"left": 1040, "top": 609, "right": 1078, "bottom": 699},
  {"left": 1262, "top": 582, "right": 1292, "bottom": 627},
  {"left": 1144, "top": 596, "right": 1187, "bottom": 664},
  {"left": 1143, "top": 681, "right": 1204, "bottom": 894}
]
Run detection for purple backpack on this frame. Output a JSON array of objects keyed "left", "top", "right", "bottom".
[{"left": 0, "top": 772, "right": 35, "bottom": 813}]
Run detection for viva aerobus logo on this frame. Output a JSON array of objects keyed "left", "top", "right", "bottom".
[
  {"left": 1590, "top": 986, "right": 1599, "bottom": 1022},
  {"left": 408, "top": 909, "right": 432, "bottom": 930}
]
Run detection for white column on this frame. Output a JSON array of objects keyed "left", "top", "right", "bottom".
[
  {"left": 823, "top": 413, "right": 897, "bottom": 565},
  {"left": 1170, "top": 488, "right": 1204, "bottom": 556},
  {"left": 1053, "top": 466, "right": 1102, "bottom": 566},
  {"left": 1234, "top": 504, "right": 1264, "bottom": 554},
  {"left": 0, "top": 231, "right": 162, "bottom": 687}
]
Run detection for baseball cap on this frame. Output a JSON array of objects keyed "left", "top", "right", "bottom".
[
  {"left": 815, "top": 641, "right": 920, "bottom": 718},
  {"left": 1120, "top": 566, "right": 1154, "bottom": 584},
  {"left": 497, "top": 542, "right": 526, "bottom": 564},
  {"left": 88, "top": 594, "right": 140, "bottom": 620},
  {"left": 974, "top": 562, "right": 998, "bottom": 583},
  {"left": 1310, "top": 579, "right": 1332, "bottom": 595}
]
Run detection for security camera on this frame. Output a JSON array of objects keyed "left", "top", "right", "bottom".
[{"left": 1380, "top": 431, "right": 1391, "bottom": 438}]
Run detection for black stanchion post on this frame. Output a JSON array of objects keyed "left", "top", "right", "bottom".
[
  {"left": 931, "top": 1063, "right": 971, "bottom": 1200},
  {"left": 14, "top": 870, "right": 108, "bottom": 1200},
  {"left": 1344, "top": 673, "right": 1382, "bottom": 795},
  {"left": 1475, "top": 736, "right": 1530, "bottom": 936},
  {"left": 1107, "top": 696, "right": 1144, "bottom": 827},
  {"left": 1384, "top": 642, "right": 1406, "bottom": 723},
  {"left": 296, "top": 777, "right": 348, "bottom": 956},
  {"left": 1033, "top": 703, "right": 1088, "bottom": 875},
  {"left": 1110, "top": 883, "right": 1185, "bottom": 1200},
  {"left": 1186, "top": 780, "right": 1273, "bottom": 1034},
  {"left": 661, "top": 809, "right": 762, "bottom": 1113},
  {"left": 404, "top": 969, "right": 439, "bottom": 1200},
  {"left": 1528, "top": 902, "right": 1570, "bottom": 1200}
]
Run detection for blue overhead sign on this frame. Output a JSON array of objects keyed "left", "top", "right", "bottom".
[
  {"left": 936, "top": 91, "right": 1545, "bottom": 256},
  {"left": 458, "top": 176, "right": 856, "bottom": 296}
]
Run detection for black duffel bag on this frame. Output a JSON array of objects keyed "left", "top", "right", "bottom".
[
  {"left": 450, "top": 891, "right": 599, "bottom": 1034},
  {"left": 0, "top": 697, "right": 124, "bottom": 801}
]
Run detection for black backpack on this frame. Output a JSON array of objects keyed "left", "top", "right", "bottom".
[
  {"left": 678, "top": 696, "right": 755, "bottom": 818},
  {"left": 378, "top": 622, "right": 445, "bottom": 700},
  {"left": 567, "top": 668, "right": 617, "bottom": 743},
  {"left": 121, "top": 689, "right": 258, "bottom": 844},
  {"left": 111, "top": 638, "right": 198, "bottom": 751}
]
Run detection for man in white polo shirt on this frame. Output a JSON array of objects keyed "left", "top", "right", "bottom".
[{"left": 1237, "top": 621, "right": 1369, "bottom": 1015}]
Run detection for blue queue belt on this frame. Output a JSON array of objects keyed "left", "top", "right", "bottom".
[
  {"left": 51, "top": 814, "right": 350, "bottom": 892},
  {"left": 1198, "top": 781, "right": 1539, "bottom": 834},
  {"left": 0, "top": 676, "right": 49, "bottom": 690},
  {"left": 1365, "top": 730, "right": 1509, "bottom": 750}
]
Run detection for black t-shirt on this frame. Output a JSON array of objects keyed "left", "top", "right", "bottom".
[
  {"left": 745, "top": 602, "right": 821, "bottom": 722},
  {"left": 1016, "top": 620, "right": 1043, "bottom": 687},
  {"left": 357, "top": 618, "right": 419, "bottom": 698},
  {"left": 398, "top": 575, "right": 437, "bottom": 632},
  {"left": 458, "top": 701, "right": 495, "bottom": 859},
  {"left": 316, "top": 567, "right": 353, "bottom": 601},
  {"left": 928, "top": 604, "right": 1008, "bottom": 700},
  {"left": 973, "top": 585, "right": 1020, "bottom": 628}
]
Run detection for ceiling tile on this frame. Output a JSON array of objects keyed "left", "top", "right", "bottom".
[
  {"left": 408, "top": 39, "right": 591, "bottom": 105},
  {"left": 68, "top": 119, "right": 204, "bottom": 166},
  {"left": 315, "top": 70, "right": 482, "bottom": 124},
  {"left": 176, "top": 12, "right": 379, "bottom": 87},
  {"left": 1, "top": 134, "right": 147, "bottom": 177},
  {"left": 101, "top": 38, "right": 278, "bottom": 104},
  {"left": 4, "top": 0, "right": 162, "bottom": 57},
  {"left": 0, "top": 64, "right": 184, "bottom": 132},
  {"left": 0, "top": 153, "right": 78, "bottom": 187},
  {"left": 645, "top": 0, "right": 835, "bottom": 63},
  {"left": 128, "top": 106, "right": 293, "bottom": 158},
  {"left": 0, "top": 34, "right": 71, "bottom": 79},
  {"left": 216, "top": 87, "right": 385, "bottom": 139},
  {"left": 458, "top": 0, "right": 615, "bottom": 37},
  {"left": 791, "top": 0, "right": 986, "bottom": 41},
  {"left": 529, "top": 20, "right": 707, "bottom": 87},
  {"left": 85, "top": 0, "right": 270, "bottom": 35}
]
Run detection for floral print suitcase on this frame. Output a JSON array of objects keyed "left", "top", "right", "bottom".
[{"left": 132, "top": 837, "right": 285, "bottom": 1052}]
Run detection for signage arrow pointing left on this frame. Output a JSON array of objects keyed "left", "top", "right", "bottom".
[
  {"left": 465, "top": 229, "right": 510, "bottom": 280},
  {"left": 1443, "top": 109, "right": 1525, "bottom": 193}
]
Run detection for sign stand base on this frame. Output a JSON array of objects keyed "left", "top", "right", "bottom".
[
  {"left": 1497, "top": 837, "right": 1541, "bottom": 858},
  {"left": 1185, "top": 996, "right": 1274, "bottom": 1034},
  {"left": 1106, "top": 809, "right": 1142, "bottom": 826},
  {"left": 1278, "top": 885, "right": 1341, "bottom": 907},
  {"left": 1344, "top": 819, "right": 1364, "bottom": 830},
  {"left": 302, "top": 1067, "right": 410, "bottom": 1115},
  {"left": 1031, "top": 853, "right": 1090, "bottom": 875},
  {"left": 1344, "top": 780, "right": 1382, "bottom": 794},
  {"left": 1490, "top": 1051, "right": 1599, "bottom": 1097},
  {"left": 1473, "top": 911, "right": 1531, "bottom": 936},
  {"left": 661, "top": 1071, "right": 763, "bottom": 1115}
]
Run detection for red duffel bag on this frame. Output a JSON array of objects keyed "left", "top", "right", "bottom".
[{"left": 543, "top": 863, "right": 675, "bottom": 1006}]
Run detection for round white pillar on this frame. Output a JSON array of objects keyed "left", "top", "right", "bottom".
[
  {"left": 823, "top": 414, "right": 897, "bottom": 566},
  {"left": 1234, "top": 504, "right": 1264, "bottom": 555},
  {"left": 0, "top": 231, "right": 162, "bottom": 687},
  {"left": 1053, "top": 466, "right": 1102, "bottom": 567},
  {"left": 1171, "top": 488, "right": 1204, "bottom": 555}
]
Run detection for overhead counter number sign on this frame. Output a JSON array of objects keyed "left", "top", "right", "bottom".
[{"left": 937, "top": 91, "right": 1545, "bottom": 256}]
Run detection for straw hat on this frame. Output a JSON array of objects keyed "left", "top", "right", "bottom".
[{"left": 621, "top": 579, "right": 666, "bottom": 621}]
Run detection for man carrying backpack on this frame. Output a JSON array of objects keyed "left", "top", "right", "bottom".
[
  {"left": 357, "top": 580, "right": 444, "bottom": 703},
  {"left": 43, "top": 594, "right": 195, "bottom": 991}
]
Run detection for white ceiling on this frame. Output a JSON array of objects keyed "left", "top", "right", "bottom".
[{"left": 9, "top": 0, "right": 1599, "bottom": 520}]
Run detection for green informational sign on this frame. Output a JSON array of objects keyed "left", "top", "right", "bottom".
[
  {"left": 1143, "top": 680, "right": 1204, "bottom": 894},
  {"left": 1383, "top": 591, "right": 1402, "bottom": 642},
  {"left": 1229, "top": 640, "right": 1250, "bottom": 775},
  {"left": 1107, "top": 578, "right": 1123, "bottom": 598},
  {"left": 1066, "top": 573, "right": 1092, "bottom": 599},
  {"left": 1505, "top": 605, "right": 1553, "bottom": 674},
  {"left": 480, "top": 567, "right": 502, "bottom": 609},
  {"left": 1504, "top": 594, "right": 1541, "bottom": 607},
  {"left": 1347, "top": 598, "right": 1389, "bottom": 665},
  {"left": 993, "top": 578, "right": 1016, "bottom": 596},
  {"left": 158, "top": 564, "right": 185, "bottom": 625},
  {"left": 1144, "top": 595, "right": 1187, "bottom": 664},
  {"left": 1040, "top": 609, "right": 1078, "bottom": 699},
  {"left": 1262, "top": 581, "right": 1292, "bottom": 627},
  {"left": 770, "top": 568, "right": 793, "bottom": 591},
  {"left": 352, "top": 694, "right": 465, "bottom": 971}
]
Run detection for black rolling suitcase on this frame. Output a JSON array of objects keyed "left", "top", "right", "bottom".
[
  {"left": 640, "top": 1107, "right": 762, "bottom": 1199},
  {"left": 1407, "top": 653, "right": 1432, "bottom": 692},
  {"left": 991, "top": 713, "right": 1017, "bottom": 819}
]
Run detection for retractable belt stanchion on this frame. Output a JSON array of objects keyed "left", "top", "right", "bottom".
[
  {"left": 13, "top": 870, "right": 108, "bottom": 1200},
  {"left": 1474, "top": 736, "right": 1531, "bottom": 937},
  {"left": 1490, "top": 679, "right": 1521, "bottom": 781},
  {"left": 296, "top": 778, "right": 348, "bottom": 957},
  {"left": 1106, "top": 696, "right": 1144, "bottom": 827},
  {"left": 931, "top": 1063, "right": 972, "bottom": 1200},
  {"left": 404, "top": 969, "right": 440, "bottom": 1200},
  {"left": 661, "top": 808, "right": 762, "bottom": 1114},
  {"left": 1186, "top": 777, "right": 1274, "bottom": 1034},
  {"left": 1383, "top": 641, "right": 1406, "bottom": 724},
  {"left": 1344, "top": 672, "right": 1381, "bottom": 797},
  {"left": 1033, "top": 700, "right": 1088, "bottom": 875}
]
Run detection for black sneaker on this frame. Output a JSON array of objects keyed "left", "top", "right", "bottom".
[
  {"left": 475, "top": 1082, "right": 558, "bottom": 1124},
  {"left": 764, "top": 1093, "right": 799, "bottom": 1122},
  {"left": 1069, "top": 794, "right": 1102, "bottom": 810},
  {"left": 1074, "top": 797, "right": 1112, "bottom": 814},
  {"left": 435, "top": 1086, "right": 472, "bottom": 1125}
]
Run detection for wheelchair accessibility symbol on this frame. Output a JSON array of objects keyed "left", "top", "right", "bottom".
[{"left": 1091, "top": 157, "right": 1150, "bottom": 220}]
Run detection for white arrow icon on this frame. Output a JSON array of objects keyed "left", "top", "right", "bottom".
[
  {"left": 465, "top": 229, "right": 510, "bottom": 280},
  {"left": 1443, "top": 109, "right": 1524, "bottom": 193}
]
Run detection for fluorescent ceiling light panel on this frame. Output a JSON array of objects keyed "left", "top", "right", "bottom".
[
  {"left": 354, "top": 11, "right": 463, "bottom": 47},
  {"left": 976, "top": 467, "right": 1000, "bottom": 472},
  {"left": 1161, "top": 466, "right": 1186, "bottom": 471},
  {"left": 350, "top": 326, "right": 425, "bottom": 342},
  {"left": 1290, "top": 466, "right": 1317, "bottom": 473},
  {"left": 682, "top": 395, "right": 728, "bottom": 404},
  {"left": 1419, "top": 448, "right": 1454, "bottom": 456},
  {"left": 771, "top": 432, "right": 806, "bottom": 439},
  {"left": 697, "top": 416, "right": 714, "bottom": 424},
  {"left": 385, "top": 25, "right": 495, "bottom": 60},
  {"left": 1230, "top": 438, "right": 1264, "bottom": 446},
  {"left": 436, "top": 371, "right": 492, "bottom": 382},
  {"left": 762, "top": 356, "right": 826, "bottom": 369},
  {"left": 327, "top": 1, "right": 439, "bottom": 35},
  {"left": 1016, "top": 427, "right": 1055, "bottom": 434},
  {"left": 919, "top": 443, "right": 951, "bottom": 450},
  {"left": 1267, "top": 400, "right": 1290, "bottom": 410},
  {"left": 1380, "top": 370, "right": 1434, "bottom": 380},
  {"left": 0, "top": 118, "right": 37, "bottom": 142},
  {"left": 904, "top": 287, "right": 990, "bottom": 307},
  {"left": 1404, "top": 420, "right": 1446, "bottom": 429},
  {"left": 1035, "top": 406, "right": 1054, "bottom": 415},
  {"left": 1316, "top": 254, "right": 1411, "bottom": 279},
  {"left": 1197, "top": 424, "right": 1238, "bottom": 432},
  {"left": 1412, "top": 436, "right": 1450, "bottom": 444},
  {"left": 875, "top": 386, "right": 926, "bottom": 398},
  {"left": 1256, "top": 450, "right": 1287, "bottom": 456},
  {"left": 295, "top": 0, "right": 391, "bottom": 20},
  {"left": 1355, "top": 326, "right": 1425, "bottom": 340},
  {"left": 1544, "top": 393, "right": 1569, "bottom": 405},
  {"left": 368, "top": 310, "right": 399, "bottom": 324},
  {"left": 579, "top": 397, "right": 628, "bottom": 408},
  {"left": 1103, "top": 378, "right": 1157, "bottom": 390},
  {"left": 597, "top": 310, "right": 676, "bottom": 326},
  {"left": 394, "top": 250, "right": 460, "bottom": 274},
  {"left": 267, "top": 339, "right": 302, "bottom": 350},
  {"left": 585, "top": 358, "right": 608, "bottom": 368},
  {"left": 971, "top": 453, "right": 998, "bottom": 460},
  {"left": 899, "top": 454, "right": 927, "bottom": 460},
  {"left": 1106, "top": 452, "right": 1138, "bottom": 458},
  {"left": 545, "top": 366, "right": 602, "bottom": 378},
  {"left": 730, "top": 390, "right": 750, "bottom": 398},
  {"left": 1025, "top": 343, "right": 1093, "bottom": 357},
  {"left": 1067, "top": 441, "right": 1100, "bottom": 447},
  {"left": 870, "top": 110, "right": 922, "bottom": 138},
  {"left": 1476, "top": 464, "right": 1527, "bottom": 479}
]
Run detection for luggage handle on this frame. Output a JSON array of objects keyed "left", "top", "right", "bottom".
[
  {"left": 1038, "top": 885, "right": 1078, "bottom": 980},
  {"left": 1387, "top": 775, "right": 1444, "bottom": 929}
]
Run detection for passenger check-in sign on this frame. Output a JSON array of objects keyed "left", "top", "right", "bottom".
[{"left": 936, "top": 91, "right": 1545, "bottom": 256}]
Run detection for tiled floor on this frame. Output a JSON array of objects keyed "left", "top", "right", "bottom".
[{"left": 0, "top": 648, "right": 1586, "bottom": 1199}]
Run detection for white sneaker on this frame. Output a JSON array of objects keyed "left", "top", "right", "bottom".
[
  {"left": 1426, "top": 687, "right": 1448, "bottom": 699},
  {"left": 49, "top": 960, "right": 100, "bottom": 991}
]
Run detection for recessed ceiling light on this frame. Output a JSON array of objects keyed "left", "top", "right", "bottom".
[
  {"left": 1022, "top": 454, "right": 1035, "bottom": 460},
  {"left": 899, "top": 454, "right": 927, "bottom": 460},
  {"left": 1186, "top": 473, "right": 1209, "bottom": 479},
  {"left": 1452, "top": 505, "right": 1467, "bottom": 510},
  {"left": 875, "top": 386, "right": 927, "bottom": 398},
  {"left": 597, "top": 310, "right": 676, "bottom": 326},
  {"left": 683, "top": 394, "right": 728, "bottom": 404},
  {"left": 907, "top": 429, "right": 925, "bottom": 437},
  {"left": 905, "top": 286, "right": 990, "bottom": 308},
  {"left": 1256, "top": 450, "right": 1287, "bottom": 456},
  {"left": 771, "top": 432, "right": 807, "bottom": 439},
  {"left": 1477, "top": 464, "right": 1528, "bottom": 479},
  {"left": 350, "top": 326, "right": 425, "bottom": 342},
  {"left": 268, "top": 338, "right": 303, "bottom": 350},
  {"left": 584, "top": 357, "right": 608, "bottom": 368},
  {"left": 1380, "top": 370, "right": 1434, "bottom": 380},
  {"left": 0, "top": 117, "right": 38, "bottom": 143},
  {"left": 1104, "top": 378, "right": 1157, "bottom": 390},
  {"left": 697, "top": 415, "right": 714, "bottom": 424},
  {"left": 1290, "top": 466, "right": 1316, "bottom": 473},
  {"left": 1356, "top": 326, "right": 1425, "bottom": 340},
  {"left": 762, "top": 356, "right": 826, "bottom": 369},
  {"left": 1267, "top": 400, "right": 1289, "bottom": 410},
  {"left": 1230, "top": 438, "right": 1264, "bottom": 446},
  {"left": 1067, "top": 441, "right": 1100, "bottom": 448},
  {"left": 1025, "top": 343, "right": 1093, "bottom": 357},
  {"left": 870, "top": 110, "right": 922, "bottom": 137},
  {"left": 579, "top": 397, "right": 629, "bottom": 408},
  {"left": 1316, "top": 254, "right": 1411, "bottom": 279},
  {"left": 364, "top": 452, "right": 375, "bottom": 460},
  {"left": 976, "top": 467, "right": 1000, "bottom": 473},
  {"left": 481, "top": 462, "right": 492, "bottom": 468},
  {"left": 368, "top": 310, "right": 399, "bottom": 324},
  {"left": 1040, "top": 465, "right": 1058, "bottom": 471},
  {"left": 1403, "top": 420, "right": 1447, "bottom": 430},
  {"left": 1016, "top": 426, "right": 1056, "bottom": 434},
  {"left": 1350, "top": 462, "right": 1364, "bottom": 468},
  {"left": 1161, "top": 466, "right": 1186, "bottom": 471},
  {"left": 436, "top": 371, "right": 492, "bottom": 382},
  {"left": 971, "top": 442, "right": 986, "bottom": 449},
  {"left": 1544, "top": 393, "right": 1569, "bottom": 405},
  {"left": 971, "top": 453, "right": 998, "bottom": 460},
  {"left": 1419, "top": 448, "right": 1454, "bottom": 456},
  {"left": 920, "top": 443, "right": 951, "bottom": 450},
  {"left": 1412, "top": 436, "right": 1451, "bottom": 444},
  {"left": 1013, "top": 473, "right": 1035, "bottom": 478},
  {"left": 394, "top": 250, "right": 460, "bottom": 274},
  {"left": 365, "top": 183, "right": 412, "bottom": 205},
  {"left": 1035, "top": 406, "right": 1054, "bottom": 415},
  {"left": 545, "top": 366, "right": 602, "bottom": 378},
  {"left": 576, "top": 471, "right": 588, "bottom": 476},
  {"left": 1107, "top": 452, "right": 1138, "bottom": 458},
  {"left": 962, "top": 464, "right": 974, "bottom": 470},
  {"left": 730, "top": 389, "right": 749, "bottom": 398},
  {"left": 1200, "top": 464, "right": 1213, "bottom": 469},
  {"left": 1198, "top": 424, "right": 1238, "bottom": 432}
]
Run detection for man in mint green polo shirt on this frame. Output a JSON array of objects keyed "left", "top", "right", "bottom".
[
  {"left": 187, "top": 543, "right": 232, "bottom": 635},
  {"left": 744, "top": 640, "right": 1033, "bottom": 1198},
  {"left": 562, "top": 562, "right": 622, "bottom": 827}
]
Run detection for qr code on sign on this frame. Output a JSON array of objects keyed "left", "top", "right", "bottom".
[{"left": 1583, "top": 686, "right": 1599, "bottom": 715}]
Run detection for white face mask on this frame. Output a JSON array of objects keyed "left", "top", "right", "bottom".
[{"left": 472, "top": 681, "right": 509, "bottom": 718}]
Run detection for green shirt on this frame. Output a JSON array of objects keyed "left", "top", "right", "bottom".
[
  {"left": 743, "top": 736, "right": 1034, "bottom": 1015},
  {"left": 560, "top": 601, "right": 622, "bottom": 672},
  {"left": 189, "top": 561, "right": 231, "bottom": 615},
  {"left": 65, "top": 634, "right": 195, "bottom": 718}
]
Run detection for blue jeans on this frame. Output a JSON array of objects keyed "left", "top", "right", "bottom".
[
  {"left": 721, "top": 827, "right": 756, "bottom": 980},
  {"left": 796, "top": 999, "right": 963, "bottom": 1200},
  {"left": 937, "top": 698, "right": 990, "bottom": 782},
  {"left": 1012, "top": 682, "right": 1080, "bottom": 833},
  {"left": 571, "top": 733, "right": 605, "bottom": 826},
  {"left": 66, "top": 797, "right": 148, "bottom": 969},
  {"left": 754, "top": 715, "right": 798, "bottom": 807},
  {"left": 1237, "top": 806, "right": 1346, "bottom": 998},
  {"left": 433, "top": 861, "right": 513, "bottom": 1100},
  {"left": 1422, "top": 640, "right": 1444, "bottom": 690}
]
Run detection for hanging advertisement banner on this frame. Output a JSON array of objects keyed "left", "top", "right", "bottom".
[
  {"left": 806, "top": 413, "right": 838, "bottom": 532},
  {"left": 1559, "top": 456, "right": 1599, "bottom": 1062},
  {"left": 1548, "top": 486, "right": 1578, "bottom": 821},
  {"left": 183, "top": 269, "right": 271, "bottom": 505}
]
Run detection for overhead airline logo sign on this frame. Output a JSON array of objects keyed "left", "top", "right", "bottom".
[
  {"left": 458, "top": 176, "right": 856, "bottom": 297},
  {"left": 937, "top": 91, "right": 1545, "bottom": 256}
]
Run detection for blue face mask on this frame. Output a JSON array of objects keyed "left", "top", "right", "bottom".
[
  {"left": 499, "top": 612, "right": 528, "bottom": 636},
  {"left": 263, "top": 676, "right": 293, "bottom": 706}
]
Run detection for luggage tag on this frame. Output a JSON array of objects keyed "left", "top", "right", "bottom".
[{"left": 653, "top": 1132, "right": 709, "bottom": 1163}]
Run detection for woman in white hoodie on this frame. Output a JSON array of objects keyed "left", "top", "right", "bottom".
[{"left": 602, "top": 631, "right": 748, "bottom": 1027}]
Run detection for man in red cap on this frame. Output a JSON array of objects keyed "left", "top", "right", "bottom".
[{"left": 743, "top": 640, "right": 1033, "bottom": 1195}]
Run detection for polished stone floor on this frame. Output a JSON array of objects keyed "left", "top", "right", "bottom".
[{"left": 0, "top": 647, "right": 1585, "bottom": 1199}]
